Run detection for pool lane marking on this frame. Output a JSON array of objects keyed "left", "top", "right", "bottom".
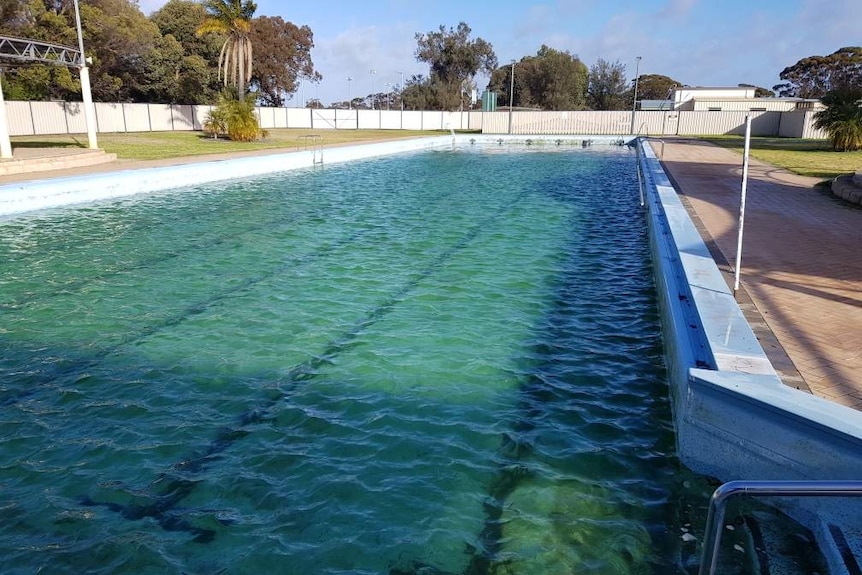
[
  {"left": 81, "top": 188, "right": 529, "bottom": 542},
  {"left": 0, "top": 229, "right": 362, "bottom": 409},
  {"left": 0, "top": 164, "right": 448, "bottom": 311},
  {"left": 0, "top": 179, "right": 466, "bottom": 408}
]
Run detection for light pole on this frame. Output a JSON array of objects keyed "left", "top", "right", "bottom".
[
  {"left": 630, "top": 56, "right": 642, "bottom": 135},
  {"left": 347, "top": 76, "right": 353, "bottom": 109},
  {"left": 370, "top": 69, "right": 377, "bottom": 110},
  {"left": 398, "top": 71, "right": 404, "bottom": 111},
  {"left": 508, "top": 59, "right": 515, "bottom": 135},
  {"left": 73, "top": 0, "right": 97, "bottom": 150}
]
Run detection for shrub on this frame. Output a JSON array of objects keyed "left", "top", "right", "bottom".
[
  {"left": 203, "top": 93, "right": 265, "bottom": 142},
  {"left": 813, "top": 88, "right": 862, "bottom": 151}
]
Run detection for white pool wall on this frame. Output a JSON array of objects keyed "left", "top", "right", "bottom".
[{"left": 0, "top": 135, "right": 625, "bottom": 217}]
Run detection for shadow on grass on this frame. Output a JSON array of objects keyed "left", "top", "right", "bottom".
[{"left": 12, "top": 138, "right": 87, "bottom": 150}]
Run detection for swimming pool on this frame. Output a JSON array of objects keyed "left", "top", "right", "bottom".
[{"left": 2, "top": 146, "right": 692, "bottom": 573}]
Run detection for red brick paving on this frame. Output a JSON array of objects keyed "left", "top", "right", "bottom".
[{"left": 656, "top": 138, "right": 862, "bottom": 410}]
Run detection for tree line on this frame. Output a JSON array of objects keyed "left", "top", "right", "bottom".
[
  {"left": 0, "top": 0, "right": 318, "bottom": 106},
  {"left": 1, "top": 5, "right": 860, "bottom": 114}
]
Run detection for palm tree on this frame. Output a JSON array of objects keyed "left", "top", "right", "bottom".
[
  {"left": 196, "top": 0, "right": 257, "bottom": 100},
  {"left": 813, "top": 88, "right": 862, "bottom": 151}
]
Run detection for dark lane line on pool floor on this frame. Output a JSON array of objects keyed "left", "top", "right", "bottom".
[
  {"left": 80, "top": 188, "right": 531, "bottom": 545},
  {"left": 0, "top": 229, "right": 363, "bottom": 409},
  {"left": 1, "top": 168, "right": 434, "bottom": 312},
  {"left": 0, "top": 185, "right": 286, "bottom": 309},
  {"left": 0, "top": 204, "right": 326, "bottom": 310},
  {"left": 0, "top": 177, "right": 466, "bottom": 408}
]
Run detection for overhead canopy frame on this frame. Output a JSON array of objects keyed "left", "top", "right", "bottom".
[
  {"left": 0, "top": 7, "right": 98, "bottom": 160},
  {"left": 0, "top": 36, "right": 82, "bottom": 67}
]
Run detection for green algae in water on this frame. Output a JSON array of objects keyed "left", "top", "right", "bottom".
[{"left": 0, "top": 147, "right": 682, "bottom": 574}]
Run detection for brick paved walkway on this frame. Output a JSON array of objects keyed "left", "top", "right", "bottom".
[{"left": 655, "top": 139, "right": 862, "bottom": 410}]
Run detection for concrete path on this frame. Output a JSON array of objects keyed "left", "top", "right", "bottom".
[{"left": 655, "top": 138, "right": 862, "bottom": 410}]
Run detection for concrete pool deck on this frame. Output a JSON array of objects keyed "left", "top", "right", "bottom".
[{"left": 2, "top": 137, "right": 860, "bottom": 411}]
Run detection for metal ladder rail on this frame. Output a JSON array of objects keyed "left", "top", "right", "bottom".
[
  {"left": 699, "top": 480, "right": 862, "bottom": 575},
  {"left": 299, "top": 134, "right": 323, "bottom": 165}
]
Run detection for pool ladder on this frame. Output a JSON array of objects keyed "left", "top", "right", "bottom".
[
  {"left": 300, "top": 134, "right": 324, "bottom": 165},
  {"left": 699, "top": 480, "right": 862, "bottom": 575}
]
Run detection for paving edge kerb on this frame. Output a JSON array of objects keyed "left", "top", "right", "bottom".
[{"left": 831, "top": 173, "right": 862, "bottom": 205}]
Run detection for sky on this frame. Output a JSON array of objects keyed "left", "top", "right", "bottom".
[{"left": 138, "top": 0, "right": 862, "bottom": 106}]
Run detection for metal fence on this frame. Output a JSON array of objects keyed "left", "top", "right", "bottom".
[{"left": 4, "top": 100, "right": 826, "bottom": 138}]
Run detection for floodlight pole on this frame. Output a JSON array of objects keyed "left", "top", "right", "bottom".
[
  {"left": 508, "top": 60, "right": 515, "bottom": 135},
  {"left": 73, "top": 0, "right": 98, "bottom": 150},
  {"left": 630, "top": 56, "right": 641, "bottom": 135},
  {"left": 398, "top": 70, "right": 404, "bottom": 129},
  {"left": 0, "top": 69, "right": 12, "bottom": 158}
]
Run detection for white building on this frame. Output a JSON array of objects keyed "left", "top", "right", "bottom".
[{"left": 671, "top": 86, "right": 821, "bottom": 112}]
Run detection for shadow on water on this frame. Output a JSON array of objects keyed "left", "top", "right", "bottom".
[
  {"left": 74, "top": 185, "right": 531, "bottom": 545},
  {"left": 392, "top": 156, "right": 691, "bottom": 575}
]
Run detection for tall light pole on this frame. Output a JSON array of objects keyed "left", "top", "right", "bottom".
[
  {"left": 347, "top": 76, "right": 353, "bottom": 109},
  {"left": 370, "top": 69, "right": 377, "bottom": 110},
  {"left": 398, "top": 71, "right": 404, "bottom": 111},
  {"left": 630, "top": 56, "right": 642, "bottom": 135},
  {"left": 0, "top": 68, "right": 12, "bottom": 158},
  {"left": 508, "top": 59, "right": 515, "bottom": 135},
  {"left": 73, "top": 0, "right": 97, "bottom": 150}
]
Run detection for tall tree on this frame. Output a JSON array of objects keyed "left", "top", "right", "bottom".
[
  {"left": 150, "top": 0, "right": 223, "bottom": 103},
  {"left": 249, "top": 15, "right": 319, "bottom": 106},
  {"left": 588, "top": 58, "right": 628, "bottom": 110},
  {"left": 774, "top": 47, "right": 862, "bottom": 98},
  {"left": 196, "top": 0, "right": 257, "bottom": 100},
  {"left": 633, "top": 74, "right": 682, "bottom": 101},
  {"left": 414, "top": 22, "right": 496, "bottom": 110},
  {"left": 0, "top": 0, "right": 162, "bottom": 102},
  {"left": 401, "top": 74, "right": 435, "bottom": 110},
  {"left": 738, "top": 83, "right": 775, "bottom": 98},
  {"left": 488, "top": 45, "right": 588, "bottom": 111}
]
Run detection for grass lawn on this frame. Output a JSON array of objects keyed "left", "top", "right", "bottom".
[
  {"left": 10, "top": 129, "right": 453, "bottom": 161},
  {"left": 698, "top": 136, "right": 862, "bottom": 179}
]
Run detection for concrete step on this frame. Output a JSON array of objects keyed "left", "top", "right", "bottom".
[{"left": 0, "top": 149, "right": 117, "bottom": 176}]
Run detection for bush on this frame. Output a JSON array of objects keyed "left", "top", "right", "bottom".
[
  {"left": 203, "top": 93, "right": 265, "bottom": 142},
  {"left": 813, "top": 88, "right": 862, "bottom": 151}
]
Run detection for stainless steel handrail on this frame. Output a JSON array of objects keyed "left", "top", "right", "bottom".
[{"left": 699, "top": 480, "right": 862, "bottom": 575}]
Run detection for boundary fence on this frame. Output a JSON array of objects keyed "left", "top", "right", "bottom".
[{"left": 3, "top": 101, "right": 826, "bottom": 139}]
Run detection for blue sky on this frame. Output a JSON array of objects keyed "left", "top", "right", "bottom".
[{"left": 138, "top": 0, "right": 861, "bottom": 105}]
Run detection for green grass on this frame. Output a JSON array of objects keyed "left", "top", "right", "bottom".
[
  {"left": 11, "top": 129, "right": 453, "bottom": 161},
  {"left": 698, "top": 136, "right": 862, "bottom": 179}
]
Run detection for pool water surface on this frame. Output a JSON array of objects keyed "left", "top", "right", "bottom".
[{"left": 0, "top": 146, "right": 687, "bottom": 574}]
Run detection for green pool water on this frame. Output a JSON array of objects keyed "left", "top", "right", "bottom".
[{"left": 0, "top": 146, "right": 687, "bottom": 574}]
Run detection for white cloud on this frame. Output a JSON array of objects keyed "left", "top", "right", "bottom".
[
  {"left": 514, "top": 5, "right": 553, "bottom": 39},
  {"left": 312, "top": 24, "right": 425, "bottom": 104},
  {"left": 655, "top": 0, "right": 696, "bottom": 21}
]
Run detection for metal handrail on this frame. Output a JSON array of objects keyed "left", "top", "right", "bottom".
[{"left": 699, "top": 480, "right": 862, "bottom": 575}]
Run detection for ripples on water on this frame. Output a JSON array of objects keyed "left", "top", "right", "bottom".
[{"left": 0, "top": 146, "right": 691, "bottom": 574}]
